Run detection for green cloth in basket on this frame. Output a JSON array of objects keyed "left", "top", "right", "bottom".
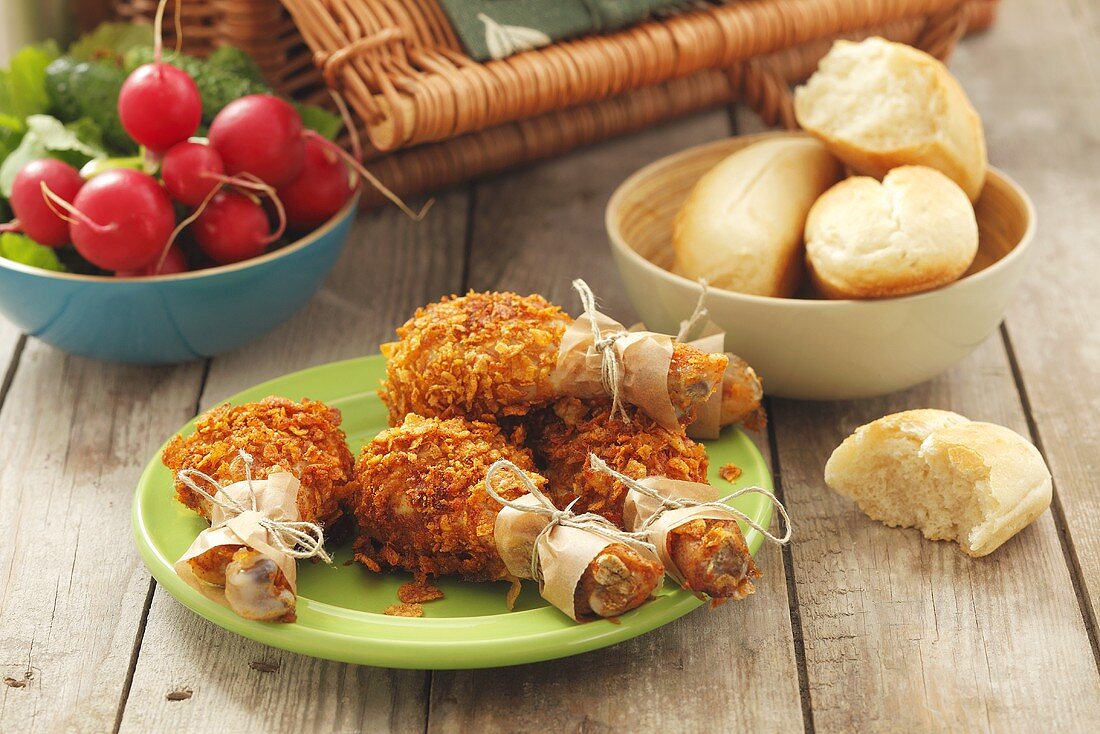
[{"left": 437, "top": 0, "right": 694, "bottom": 61}]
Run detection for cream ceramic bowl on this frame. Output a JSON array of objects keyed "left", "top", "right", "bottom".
[{"left": 607, "top": 132, "right": 1036, "bottom": 400}]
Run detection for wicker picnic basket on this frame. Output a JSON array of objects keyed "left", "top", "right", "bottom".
[{"left": 113, "top": 0, "right": 999, "bottom": 205}]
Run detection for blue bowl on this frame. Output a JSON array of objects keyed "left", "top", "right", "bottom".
[{"left": 0, "top": 194, "right": 358, "bottom": 364}]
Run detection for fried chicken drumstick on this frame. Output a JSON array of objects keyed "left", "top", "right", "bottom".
[
  {"left": 164, "top": 396, "right": 355, "bottom": 525},
  {"left": 162, "top": 396, "right": 355, "bottom": 622},
  {"left": 379, "top": 291, "right": 729, "bottom": 426},
  {"left": 528, "top": 398, "right": 761, "bottom": 601},
  {"left": 353, "top": 414, "right": 664, "bottom": 619}
]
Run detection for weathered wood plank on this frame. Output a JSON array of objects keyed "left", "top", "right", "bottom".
[
  {"left": 430, "top": 112, "right": 806, "bottom": 732},
  {"left": 116, "top": 193, "right": 469, "bottom": 733},
  {"left": 772, "top": 336, "right": 1100, "bottom": 731},
  {"left": 953, "top": 0, "right": 1100, "bottom": 642},
  {"left": 0, "top": 344, "right": 204, "bottom": 734}
]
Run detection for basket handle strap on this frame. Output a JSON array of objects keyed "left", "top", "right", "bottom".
[
  {"left": 915, "top": 0, "right": 972, "bottom": 61},
  {"left": 727, "top": 59, "right": 797, "bottom": 130},
  {"left": 314, "top": 28, "right": 407, "bottom": 91}
]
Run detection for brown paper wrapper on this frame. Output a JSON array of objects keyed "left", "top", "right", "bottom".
[
  {"left": 494, "top": 495, "right": 619, "bottom": 622},
  {"left": 621, "top": 476, "right": 739, "bottom": 587},
  {"left": 174, "top": 472, "right": 301, "bottom": 613},
  {"left": 552, "top": 309, "right": 679, "bottom": 430}
]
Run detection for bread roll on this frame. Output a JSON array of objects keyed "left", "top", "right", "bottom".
[
  {"left": 824, "top": 409, "right": 1051, "bottom": 557},
  {"left": 804, "top": 166, "right": 979, "bottom": 299},
  {"left": 673, "top": 138, "right": 843, "bottom": 297},
  {"left": 794, "top": 37, "right": 987, "bottom": 201}
]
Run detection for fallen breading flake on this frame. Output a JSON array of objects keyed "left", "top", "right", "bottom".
[
  {"left": 719, "top": 463, "right": 742, "bottom": 482},
  {"left": 398, "top": 580, "right": 444, "bottom": 604},
  {"left": 384, "top": 603, "right": 424, "bottom": 618}
]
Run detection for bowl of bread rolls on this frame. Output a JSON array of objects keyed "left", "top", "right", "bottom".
[{"left": 607, "top": 38, "right": 1035, "bottom": 400}]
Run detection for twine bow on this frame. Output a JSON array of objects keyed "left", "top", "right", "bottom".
[
  {"left": 177, "top": 450, "right": 333, "bottom": 564},
  {"left": 572, "top": 279, "right": 629, "bottom": 423},
  {"left": 675, "top": 278, "right": 710, "bottom": 343},
  {"left": 483, "top": 459, "right": 655, "bottom": 581},
  {"left": 587, "top": 454, "right": 792, "bottom": 545}
]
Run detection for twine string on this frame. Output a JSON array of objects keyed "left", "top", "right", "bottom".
[
  {"left": 483, "top": 459, "right": 655, "bottom": 581},
  {"left": 572, "top": 279, "right": 629, "bottom": 423},
  {"left": 177, "top": 450, "right": 333, "bottom": 563},
  {"left": 587, "top": 454, "right": 792, "bottom": 545},
  {"left": 675, "top": 278, "right": 709, "bottom": 343}
]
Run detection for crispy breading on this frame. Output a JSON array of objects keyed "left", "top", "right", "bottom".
[
  {"left": 353, "top": 414, "right": 665, "bottom": 620},
  {"left": 352, "top": 414, "right": 542, "bottom": 581},
  {"left": 528, "top": 398, "right": 761, "bottom": 602},
  {"left": 162, "top": 396, "right": 355, "bottom": 527},
  {"left": 719, "top": 463, "right": 743, "bottom": 482},
  {"left": 668, "top": 518, "right": 760, "bottom": 603},
  {"left": 379, "top": 290, "right": 730, "bottom": 427},
  {"left": 398, "top": 580, "right": 445, "bottom": 604},
  {"left": 529, "top": 398, "right": 709, "bottom": 527},
  {"left": 380, "top": 291, "right": 571, "bottom": 424},
  {"left": 384, "top": 603, "right": 423, "bottom": 618}
]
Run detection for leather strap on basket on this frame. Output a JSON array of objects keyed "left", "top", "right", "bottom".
[
  {"left": 915, "top": 0, "right": 972, "bottom": 60},
  {"left": 727, "top": 58, "right": 797, "bottom": 130}
]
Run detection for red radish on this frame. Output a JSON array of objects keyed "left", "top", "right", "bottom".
[
  {"left": 118, "top": 64, "right": 201, "bottom": 152},
  {"left": 277, "top": 137, "right": 353, "bottom": 228},
  {"left": 116, "top": 245, "right": 188, "bottom": 277},
  {"left": 118, "top": 0, "right": 201, "bottom": 152},
  {"left": 8, "top": 159, "right": 83, "bottom": 247},
  {"left": 209, "top": 95, "right": 305, "bottom": 187},
  {"left": 193, "top": 191, "right": 273, "bottom": 264},
  {"left": 162, "top": 142, "right": 225, "bottom": 206},
  {"left": 57, "top": 169, "right": 175, "bottom": 271}
]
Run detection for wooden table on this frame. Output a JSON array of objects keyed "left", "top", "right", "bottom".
[{"left": 2, "top": 1, "right": 1098, "bottom": 731}]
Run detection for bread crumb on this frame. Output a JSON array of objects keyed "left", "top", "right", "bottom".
[
  {"left": 398, "top": 580, "right": 444, "bottom": 604},
  {"left": 719, "top": 463, "right": 742, "bottom": 482},
  {"left": 384, "top": 602, "right": 423, "bottom": 618}
]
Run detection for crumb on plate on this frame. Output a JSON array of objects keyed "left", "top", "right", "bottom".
[
  {"left": 384, "top": 602, "right": 424, "bottom": 618},
  {"left": 719, "top": 463, "right": 742, "bottom": 482},
  {"left": 398, "top": 580, "right": 444, "bottom": 604}
]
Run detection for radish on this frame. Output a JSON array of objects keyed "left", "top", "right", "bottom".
[
  {"left": 118, "top": 63, "right": 202, "bottom": 152},
  {"left": 193, "top": 191, "right": 275, "bottom": 264},
  {"left": 162, "top": 142, "right": 225, "bottom": 206},
  {"left": 209, "top": 95, "right": 306, "bottom": 187},
  {"left": 6, "top": 159, "right": 84, "bottom": 247},
  {"left": 45, "top": 169, "right": 175, "bottom": 271},
  {"left": 116, "top": 245, "right": 188, "bottom": 277},
  {"left": 277, "top": 136, "right": 353, "bottom": 229},
  {"left": 117, "top": 0, "right": 201, "bottom": 153}
]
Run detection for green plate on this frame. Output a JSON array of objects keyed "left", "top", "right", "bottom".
[{"left": 132, "top": 355, "right": 774, "bottom": 669}]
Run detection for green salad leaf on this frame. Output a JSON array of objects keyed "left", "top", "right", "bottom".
[
  {"left": 0, "top": 42, "right": 61, "bottom": 119},
  {"left": 68, "top": 22, "right": 154, "bottom": 63},
  {"left": 0, "top": 114, "right": 107, "bottom": 197},
  {"left": 44, "top": 58, "right": 135, "bottom": 154},
  {"left": 0, "top": 232, "right": 66, "bottom": 272},
  {"left": 0, "top": 114, "right": 26, "bottom": 162},
  {"left": 298, "top": 104, "right": 344, "bottom": 141}
]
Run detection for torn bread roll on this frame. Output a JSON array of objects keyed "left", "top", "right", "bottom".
[
  {"left": 672, "top": 137, "right": 843, "bottom": 297},
  {"left": 825, "top": 409, "right": 1051, "bottom": 556},
  {"left": 805, "top": 166, "right": 979, "bottom": 299},
  {"left": 794, "top": 37, "right": 987, "bottom": 201}
]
